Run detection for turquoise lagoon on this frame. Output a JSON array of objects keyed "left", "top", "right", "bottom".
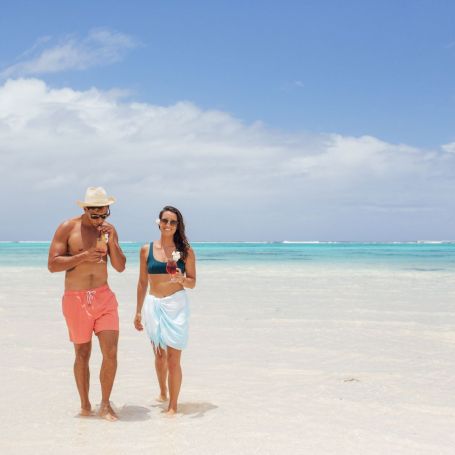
[{"left": 1, "top": 241, "right": 454, "bottom": 271}]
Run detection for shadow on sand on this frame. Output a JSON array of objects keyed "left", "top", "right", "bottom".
[
  {"left": 118, "top": 405, "right": 152, "bottom": 422},
  {"left": 177, "top": 402, "right": 218, "bottom": 418},
  {"left": 149, "top": 401, "right": 218, "bottom": 418}
]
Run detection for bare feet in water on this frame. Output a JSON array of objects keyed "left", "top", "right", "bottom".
[
  {"left": 98, "top": 402, "right": 118, "bottom": 421},
  {"left": 156, "top": 394, "right": 168, "bottom": 402}
]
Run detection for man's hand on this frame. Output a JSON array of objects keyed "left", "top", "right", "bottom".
[
  {"left": 98, "top": 222, "right": 126, "bottom": 272},
  {"left": 98, "top": 223, "right": 115, "bottom": 243},
  {"left": 85, "top": 246, "right": 105, "bottom": 263}
]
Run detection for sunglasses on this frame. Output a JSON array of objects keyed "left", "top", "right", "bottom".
[
  {"left": 160, "top": 218, "right": 178, "bottom": 227},
  {"left": 87, "top": 207, "right": 110, "bottom": 219}
]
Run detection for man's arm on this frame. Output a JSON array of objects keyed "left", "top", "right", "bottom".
[
  {"left": 48, "top": 221, "right": 89, "bottom": 273},
  {"left": 105, "top": 226, "right": 126, "bottom": 272}
]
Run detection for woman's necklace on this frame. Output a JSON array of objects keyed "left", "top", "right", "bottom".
[{"left": 160, "top": 243, "right": 175, "bottom": 261}]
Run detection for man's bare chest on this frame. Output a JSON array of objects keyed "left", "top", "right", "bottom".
[{"left": 67, "top": 227, "right": 98, "bottom": 255}]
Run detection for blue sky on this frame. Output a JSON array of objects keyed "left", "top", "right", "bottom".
[
  {"left": 0, "top": 1, "right": 454, "bottom": 240},
  {"left": 2, "top": 0, "right": 454, "bottom": 146}
]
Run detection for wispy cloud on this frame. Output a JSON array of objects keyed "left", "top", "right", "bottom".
[
  {"left": 280, "top": 80, "right": 305, "bottom": 92},
  {"left": 0, "top": 28, "right": 138, "bottom": 78},
  {"left": 441, "top": 142, "right": 455, "bottom": 153}
]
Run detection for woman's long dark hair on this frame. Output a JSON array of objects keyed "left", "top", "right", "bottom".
[{"left": 159, "top": 205, "right": 190, "bottom": 260}]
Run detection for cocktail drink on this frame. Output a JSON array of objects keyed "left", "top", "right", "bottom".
[
  {"left": 96, "top": 232, "right": 108, "bottom": 263},
  {"left": 166, "top": 250, "right": 180, "bottom": 281},
  {"left": 166, "top": 259, "right": 177, "bottom": 281}
]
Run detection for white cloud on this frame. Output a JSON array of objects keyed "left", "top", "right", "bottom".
[
  {"left": 0, "top": 78, "right": 453, "bottom": 241},
  {"left": 0, "top": 29, "right": 138, "bottom": 78},
  {"left": 441, "top": 142, "right": 455, "bottom": 153},
  {"left": 280, "top": 80, "right": 305, "bottom": 92}
]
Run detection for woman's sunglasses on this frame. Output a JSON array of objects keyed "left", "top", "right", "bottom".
[{"left": 160, "top": 218, "right": 178, "bottom": 227}]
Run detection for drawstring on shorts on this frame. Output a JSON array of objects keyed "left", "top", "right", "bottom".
[{"left": 86, "top": 290, "right": 96, "bottom": 306}]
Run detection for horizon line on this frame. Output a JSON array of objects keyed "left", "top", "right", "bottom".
[{"left": 0, "top": 240, "right": 454, "bottom": 244}]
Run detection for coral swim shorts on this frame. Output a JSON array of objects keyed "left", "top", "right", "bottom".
[{"left": 62, "top": 284, "right": 119, "bottom": 344}]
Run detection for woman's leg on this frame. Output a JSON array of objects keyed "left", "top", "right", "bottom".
[
  {"left": 166, "top": 346, "right": 182, "bottom": 414},
  {"left": 154, "top": 345, "right": 168, "bottom": 401}
]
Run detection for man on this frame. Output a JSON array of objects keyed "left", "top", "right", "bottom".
[{"left": 48, "top": 187, "right": 126, "bottom": 421}]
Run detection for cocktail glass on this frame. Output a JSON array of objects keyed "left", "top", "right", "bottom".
[
  {"left": 96, "top": 232, "right": 108, "bottom": 263},
  {"left": 166, "top": 258, "right": 177, "bottom": 281}
]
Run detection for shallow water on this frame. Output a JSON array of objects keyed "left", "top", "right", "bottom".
[{"left": 1, "top": 241, "right": 455, "bottom": 271}]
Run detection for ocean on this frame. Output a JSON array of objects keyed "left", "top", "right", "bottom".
[{"left": 1, "top": 241, "right": 454, "bottom": 271}]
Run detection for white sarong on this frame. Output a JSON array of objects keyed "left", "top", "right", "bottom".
[{"left": 143, "top": 290, "right": 190, "bottom": 350}]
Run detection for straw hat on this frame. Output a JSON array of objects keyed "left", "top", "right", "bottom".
[{"left": 77, "top": 187, "right": 116, "bottom": 208}]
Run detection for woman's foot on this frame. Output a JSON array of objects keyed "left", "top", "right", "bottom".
[
  {"left": 164, "top": 406, "right": 177, "bottom": 417},
  {"left": 156, "top": 393, "right": 168, "bottom": 402}
]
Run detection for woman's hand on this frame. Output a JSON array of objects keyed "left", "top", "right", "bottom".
[
  {"left": 174, "top": 268, "right": 186, "bottom": 286},
  {"left": 134, "top": 313, "right": 143, "bottom": 331}
]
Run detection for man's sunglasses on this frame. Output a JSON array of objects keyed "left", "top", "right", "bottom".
[
  {"left": 160, "top": 218, "right": 178, "bottom": 227},
  {"left": 87, "top": 207, "right": 110, "bottom": 220}
]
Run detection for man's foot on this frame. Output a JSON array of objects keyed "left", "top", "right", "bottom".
[
  {"left": 98, "top": 402, "right": 118, "bottom": 421},
  {"left": 156, "top": 394, "right": 168, "bottom": 402},
  {"left": 79, "top": 403, "right": 93, "bottom": 417}
]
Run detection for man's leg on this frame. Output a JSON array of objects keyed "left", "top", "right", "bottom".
[
  {"left": 97, "top": 330, "right": 119, "bottom": 421},
  {"left": 73, "top": 341, "right": 92, "bottom": 416}
]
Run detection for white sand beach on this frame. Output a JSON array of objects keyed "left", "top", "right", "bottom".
[{"left": 1, "top": 263, "right": 455, "bottom": 454}]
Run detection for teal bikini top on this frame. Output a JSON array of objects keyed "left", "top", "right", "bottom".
[{"left": 147, "top": 242, "right": 186, "bottom": 275}]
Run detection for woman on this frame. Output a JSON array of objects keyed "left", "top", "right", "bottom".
[{"left": 134, "top": 206, "right": 196, "bottom": 415}]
